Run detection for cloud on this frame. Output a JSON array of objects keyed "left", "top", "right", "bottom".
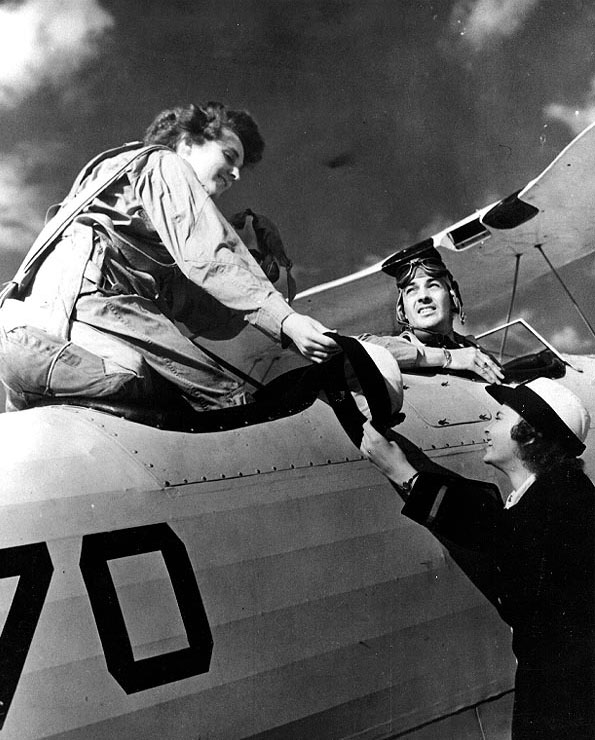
[
  {"left": 0, "top": 0, "right": 114, "bottom": 108},
  {"left": 548, "top": 325, "right": 594, "bottom": 354},
  {"left": 0, "top": 143, "right": 64, "bottom": 253},
  {"left": 450, "top": 0, "right": 541, "bottom": 50},
  {"left": 545, "top": 76, "right": 595, "bottom": 135}
]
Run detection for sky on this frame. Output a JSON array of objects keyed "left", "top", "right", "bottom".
[{"left": 1, "top": 0, "right": 595, "bottom": 353}]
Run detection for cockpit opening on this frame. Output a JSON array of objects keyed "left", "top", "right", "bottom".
[
  {"left": 27, "top": 321, "right": 568, "bottom": 434},
  {"left": 30, "top": 363, "right": 323, "bottom": 433},
  {"left": 28, "top": 334, "right": 396, "bottom": 443},
  {"left": 475, "top": 318, "right": 568, "bottom": 383}
]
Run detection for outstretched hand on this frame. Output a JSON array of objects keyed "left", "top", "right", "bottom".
[
  {"left": 449, "top": 347, "right": 504, "bottom": 384},
  {"left": 360, "top": 421, "right": 418, "bottom": 484},
  {"left": 281, "top": 313, "right": 340, "bottom": 363}
]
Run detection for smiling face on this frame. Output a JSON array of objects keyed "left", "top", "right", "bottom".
[
  {"left": 483, "top": 404, "right": 523, "bottom": 474},
  {"left": 176, "top": 127, "right": 245, "bottom": 198},
  {"left": 401, "top": 268, "right": 454, "bottom": 334}
]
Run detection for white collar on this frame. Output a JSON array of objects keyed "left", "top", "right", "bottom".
[{"left": 504, "top": 473, "right": 537, "bottom": 509}]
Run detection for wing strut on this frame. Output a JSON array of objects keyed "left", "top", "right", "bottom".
[
  {"left": 499, "top": 254, "right": 522, "bottom": 362},
  {"left": 535, "top": 244, "right": 595, "bottom": 341}
]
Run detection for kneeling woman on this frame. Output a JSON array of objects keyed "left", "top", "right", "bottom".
[
  {"left": 361, "top": 378, "right": 594, "bottom": 740},
  {"left": 0, "top": 102, "right": 337, "bottom": 412}
]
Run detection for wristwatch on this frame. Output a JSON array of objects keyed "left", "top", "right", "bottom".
[
  {"left": 442, "top": 348, "right": 452, "bottom": 368},
  {"left": 395, "top": 472, "right": 420, "bottom": 495}
]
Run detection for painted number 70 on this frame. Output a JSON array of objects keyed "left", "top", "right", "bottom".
[{"left": 0, "top": 523, "right": 213, "bottom": 730}]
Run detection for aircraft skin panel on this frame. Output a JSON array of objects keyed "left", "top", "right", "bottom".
[
  {"left": 0, "top": 427, "right": 515, "bottom": 740},
  {"left": 0, "top": 405, "right": 161, "bottom": 505},
  {"left": 0, "top": 400, "right": 361, "bottom": 497},
  {"left": 79, "top": 401, "right": 360, "bottom": 487},
  {"left": 7, "top": 461, "right": 483, "bottom": 638},
  {"left": 2, "top": 360, "right": 592, "bottom": 737},
  {"left": 248, "top": 691, "right": 513, "bottom": 740},
  {"left": 14, "top": 601, "right": 510, "bottom": 740},
  {"left": 0, "top": 370, "right": 501, "bottom": 503}
]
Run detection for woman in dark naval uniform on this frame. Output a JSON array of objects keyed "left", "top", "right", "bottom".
[{"left": 361, "top": 377, "right": 595, "bottom": 739}]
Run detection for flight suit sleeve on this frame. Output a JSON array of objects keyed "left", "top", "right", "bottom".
[
  {"left": 129, "top": 150, "right": 294, "bottom": 342},
  {"left": 358, "top": 333, "right": 422, "bottom": 368},
  {"left": 167, "top": 270, "right": 248, "bottom": 340}
]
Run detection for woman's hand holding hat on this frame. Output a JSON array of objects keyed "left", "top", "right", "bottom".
[
  {"left": 281, "top": 313, "right": 340, "bottom": 363},
  {"left": 360, "top": 420, "right": 418, "bottom": 485}
]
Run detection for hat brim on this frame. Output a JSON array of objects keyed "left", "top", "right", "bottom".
[{"left": 485, "top": 383, "right": 585, "bottom": 457}]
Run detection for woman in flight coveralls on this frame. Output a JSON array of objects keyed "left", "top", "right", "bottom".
[{"left": 0, "top": 102, "right": 338, "bottom": 411}]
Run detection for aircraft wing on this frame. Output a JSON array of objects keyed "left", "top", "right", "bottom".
[{"left": 296, "top": 120, "right": 595, "bottom": 330}]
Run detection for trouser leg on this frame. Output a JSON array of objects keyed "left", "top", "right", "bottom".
[
  {"left": 0, "top": 324, "right": 149, "bottom": 411},
  {"left": 74, "top": 297, "right": 245, "bottom": 411}
]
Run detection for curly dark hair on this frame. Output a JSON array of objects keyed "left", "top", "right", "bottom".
[
  {"left": 511, "top": 418, "right": 584, "bottom": 477},
  {"left": 142, "top": 101, "right": 265, "bottom": 166}
]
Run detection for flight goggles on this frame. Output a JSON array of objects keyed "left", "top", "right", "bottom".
[
  {"left": 391, "top": 256, "right": 451, "bottom": 288},
  {"left": 382, "top": 240, "right": 447, "bottom": 282}
]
